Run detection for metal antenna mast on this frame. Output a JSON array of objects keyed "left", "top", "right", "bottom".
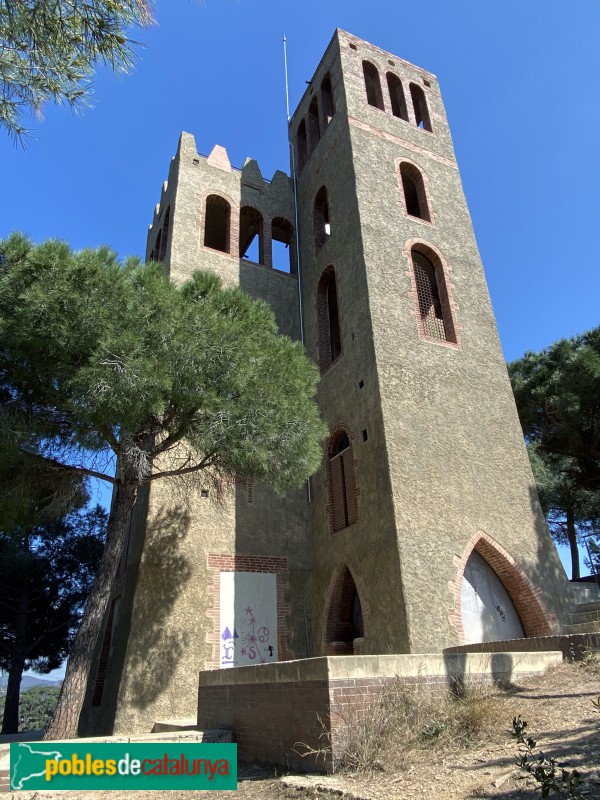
[{"left": 283, "top": 34, "right": 311, "bottom": 502}]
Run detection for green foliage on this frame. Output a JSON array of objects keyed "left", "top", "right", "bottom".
[
  {"left": 0, "top": 684, "right": 61, "bottom": 732},
  {"left": 508, "top": 328, "right": 600, "bottom": 577},
  {"left": 0, "top": 231, "right": 326, "bottom": 737},
  {"left": 0, "top": 233, "right": 326, "bottom": 492},
  {"left": 0, "top": 505, "right": 107, "bottom": 675},
  {"left": 0, "top": 0, "right": 152, "bottom": 140},
  {"left": 512, "top": 716, "right": 585, "bottom": 799}
]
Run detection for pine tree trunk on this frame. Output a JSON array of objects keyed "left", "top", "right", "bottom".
[
  {"left": 1, "top": 586, "right": 29, "bottom": 734},
  {"left": 566, "top": 505, "right": 580, "bottom": 581},
  {"left": 43, "top": 480, "right": 137, "bottom": 740}
]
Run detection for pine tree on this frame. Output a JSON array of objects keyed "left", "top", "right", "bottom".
[
  {"left": 0, "top": 0, "right": 152, "bottom": 139},
  {"left": 0, "top": 232, "right": 326, "bottom": 738},
  {"left": 509, "top": 327, "right": 600, "bottom": 578}
]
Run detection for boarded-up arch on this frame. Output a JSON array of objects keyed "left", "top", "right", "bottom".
[{"left": 449, "top": 532, "right": 556, "bottom": 644}]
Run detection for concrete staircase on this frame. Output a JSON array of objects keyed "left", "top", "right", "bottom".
[{"left": 563, "top": 600, "right": 600, "bottom": 640}]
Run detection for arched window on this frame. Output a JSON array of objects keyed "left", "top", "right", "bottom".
[
  {"left": 410, "top": 83, "right": 432, "bottom": 131},
  {"left": 308, "top": 97, "right": 321, "bottom": 152},
  {"left": 204, "top": 195, "right": 230, "bottom": 253},
  {"left": 399, "top": 163, "right": 430, "bottom": 221},
  {"left": 150, "top": 206, "right": 170, "bottom": 262},
  {"left": 321, "top": 73, "right": 335, "bottom": 126},
  {"left": 386, "top": 73, "right": 408, "bottom": 121},
  {"left": 239, "top": 206, "right": 263, "bottom": 264},
  {"left": 296, "top": 120, "right": 308, "bottom": 171},
  {"left": 362, "top": 61, "right": 384, "bottom": 110},
  {"left": 316, "top": 266, "right": 341, "bottom": 371},
  {"left": 327, "top": 430, "right": 358, "bottom": 533},
  {"left": 271, "top": 217, "right": 295, "bottom": 274},
  {"left": 313, "top": 186, "right": 330, "bottom": 250},
  {"left": 411, "top": 246, "right": 457, "bottom": 343}
]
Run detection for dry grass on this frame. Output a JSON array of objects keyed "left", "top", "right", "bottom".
[{"left": 333, "top": 678, "right": 514, "bottom": 774}]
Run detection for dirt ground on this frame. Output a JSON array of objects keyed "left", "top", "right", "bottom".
[{"left": 7, "top": 658, "right": 600, "bottom": 800}]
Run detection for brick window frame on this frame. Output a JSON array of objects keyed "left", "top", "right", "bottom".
[
  {"left": 206, "top": 554, "right": 291, "bottom": 669},
  {"left": 200, "top": 191, "right": 237, "bottom": 256},
  {"left": 396, "top": 159, "right": 432, "bottom": 224},
  {"left": 325, "top": 424, "right": 359, "bottom": 533},
  {"left": 315, "top": 265, "right": 342, "bottom": 373},
  {"left": 409, "top": 82, "right": 433, "bottom": 132},
  {"left": 404, "top": 239, "right": 461, "bottom": 350},
  {"left": 386, "top": 72, "right": 408, "bottom": 121},
  {"left": 448, "top": 531, "right": 558, "bottom": 643},
  {"left": 322, "top": 562, "right": 369, "bottom": 655}
]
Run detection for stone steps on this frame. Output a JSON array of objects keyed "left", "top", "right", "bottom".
[
  {"left": 572, "top": 600, "right": 600, "bottom": 613},
  {"left": 562, "top": 620, "right": 600, "bottom": 635},
  {"left": 570, "top": 608, "right": 600, "bottom": 625}
]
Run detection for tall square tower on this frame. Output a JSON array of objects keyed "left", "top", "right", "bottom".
[{"left": 79, "top": 30, "right": 574, "bottom": 737}]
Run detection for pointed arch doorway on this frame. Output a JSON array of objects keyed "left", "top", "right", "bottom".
[
  {"left": 461, "top": 550, "right": 524, "bottom": 644},
  {"left": 323, "top": 565, "right": 364, "bottom": 655}
]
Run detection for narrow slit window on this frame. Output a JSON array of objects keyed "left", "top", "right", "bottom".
[
  {"left": 297, "top": 120, "right": 308, "bottom": 171},
  {"left": 410, "top": 83, "right": 432, "bottom": 131},
  {"left": 313, "top": 186, "right": 331, "bottom": 250},
  {"left": 316, "top": 266, "right": 342, "bottom": 372},
  {"left": 411, "top": 248, "right": 456, "bottom": 343},
  {"left": 362, "top": 61, "right": 384, "bottom": 110},
  {"left": 400, "top": 163, "right": 430, "bottom": 221},
  {"left": 272, "top": 217, "right": 295, "bottom": 274},
  {"left": 386, "top": 73, "right": 408, "bottom": 121},
  {"left": 308, "top": 97, "right": 321, "bottom": 152},
  {"left": 204, "top": 195, "right": 230, "bottom": 253},
  {"left": 321, "top": 74, "right": 335, "bottom": 126},
  {"left": 239, "top": 206, "right": 264, "bottom": 264}
]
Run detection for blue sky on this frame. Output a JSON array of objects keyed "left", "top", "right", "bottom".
[{"left": 3, "top": 0, "right": 599, "bottom": 599}]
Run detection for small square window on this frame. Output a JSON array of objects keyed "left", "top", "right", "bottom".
[
  {"left": 349, "top": 43, "right": 357, "bottom": 50},
  {"left": 200, "top": 489, "right": 209, "bottom": 498}
]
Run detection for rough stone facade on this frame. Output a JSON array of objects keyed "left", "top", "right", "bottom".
[{"left": 78, "top": 30, "right": 594, "bottom": 737}]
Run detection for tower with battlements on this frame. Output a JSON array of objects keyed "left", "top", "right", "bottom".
[{"left": 79, "top": 30, "right": 581, "bottom": 737}]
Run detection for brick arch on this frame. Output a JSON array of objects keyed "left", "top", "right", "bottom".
[
  {"left": 324, "top": 423, "right": 358, "bottom": 533},
  {"left": 403, "top": 238, "right": 461, "bottom": 350},
  {"left": 395, "top": 157, "right": 435, "bottom": 225},
  {"left": 322, "top": 562, "right": 369, "bottom": 655},
  {"left": 448, "top": 531, "right": 557, "bottom": 643}
]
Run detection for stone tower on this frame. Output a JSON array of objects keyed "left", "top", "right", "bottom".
[{"left": 79, "top": 30, "right": 578, "bottom": 737}]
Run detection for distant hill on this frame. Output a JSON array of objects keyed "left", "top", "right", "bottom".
[{"left": 0, "top": 674, "right": 63, "bottom": 692}]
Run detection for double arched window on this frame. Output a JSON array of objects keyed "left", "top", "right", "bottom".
[{"left": 360, "top": 61, "right": 432, "bottom": 133}]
